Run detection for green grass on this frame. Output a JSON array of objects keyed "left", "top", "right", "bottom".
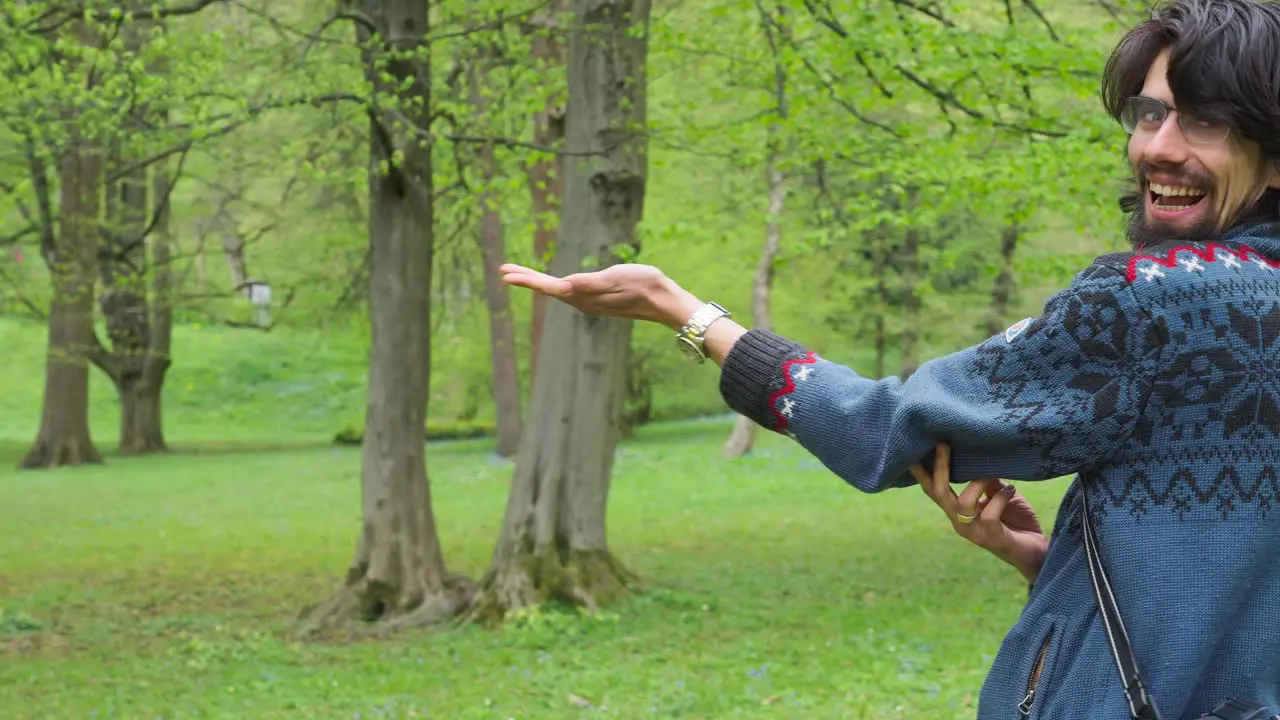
[{"left": 0, "top": 418, "right": 1070, "bottom": 719}]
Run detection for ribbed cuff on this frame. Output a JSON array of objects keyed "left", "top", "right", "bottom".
[{"left": 719, "top": 329, "right": 809, "bottom": 431}]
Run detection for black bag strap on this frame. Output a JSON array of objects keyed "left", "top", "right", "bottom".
[
  {"left": 1080, "top": 488, "right": 1162, "bottom": 720},
  {"left": 1080, "top": 489, "right": 1274, "bottom": 720}
]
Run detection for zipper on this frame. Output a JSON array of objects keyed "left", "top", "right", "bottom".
[{"left": 1018, "top": 630, "right": 1054, "bottom": 719}]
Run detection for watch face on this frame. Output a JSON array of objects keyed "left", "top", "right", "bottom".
[{"left": 675, "top": 336, "right": 705, "bottom": 361}]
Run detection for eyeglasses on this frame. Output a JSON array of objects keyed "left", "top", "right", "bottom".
[{"left": 1119, "top": 96, "right": 1232, "bottom": 145}]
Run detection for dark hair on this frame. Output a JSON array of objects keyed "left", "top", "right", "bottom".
[{"left": 1101, "top": 0, "right": 1280, "bottom": 159}]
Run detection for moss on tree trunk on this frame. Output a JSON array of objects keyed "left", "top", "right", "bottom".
[
  {"left": 466, "top": 0, "right": 651, "bottom": 624},
  {"left": 299, "top": 0, "right": 471, "bottom": 638}
]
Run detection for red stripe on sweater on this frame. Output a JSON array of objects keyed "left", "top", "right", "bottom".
[
  {"left": 1125, "top": 243, "right": 1279, "bottom": 283},
  {"left": 767, "top": 351, "right": 817, "bottom": 432}
]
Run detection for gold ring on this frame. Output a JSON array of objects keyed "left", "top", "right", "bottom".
[{"left": 956, "top": 512, "right": 976, "bottom": 524}]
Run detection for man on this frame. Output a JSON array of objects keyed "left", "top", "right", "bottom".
[{"left": 502, "top": 0, "right": 1280, "bottom": 717}]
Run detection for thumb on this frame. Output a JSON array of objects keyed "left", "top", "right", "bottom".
[{"left": 980, "top": 480, "right": 1017, "bottom": 522}]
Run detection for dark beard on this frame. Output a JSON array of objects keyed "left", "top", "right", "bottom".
[
  {"left": 1120, "top": 187, "right": 1280, "bottom": 249},
  {"left": 1123, "top": 197, "right": 1219, "bottom": 249},
  {"left": 1120, "top": 162, "right": 1219, "bottom": 249}
]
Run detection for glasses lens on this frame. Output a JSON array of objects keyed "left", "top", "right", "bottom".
[
  {"left": 1179, "top": 113, "right": 1231, "bottom": 144},
  {"left": 1120, "top": 97, "right": 1166, "bottom": 134}
]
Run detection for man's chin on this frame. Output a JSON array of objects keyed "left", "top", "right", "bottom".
[{"left": 1126, "top": 211, "right": 1219, "bottom": 249}]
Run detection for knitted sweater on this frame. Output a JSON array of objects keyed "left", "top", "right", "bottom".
[{"left": 718, "top": 218, "right": 1280, "bottom": 720}]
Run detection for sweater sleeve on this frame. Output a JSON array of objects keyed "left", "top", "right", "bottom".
[{"left": 717, "top": 260, "right": 1160, "bottom": 492}]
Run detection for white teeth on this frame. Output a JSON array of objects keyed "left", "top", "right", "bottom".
[{"left": 1150, "top": 182, "right": 1206, "bottom": 197}]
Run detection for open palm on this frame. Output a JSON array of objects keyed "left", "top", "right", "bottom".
[{"left": 500, "top": 262, "right": 689, "bottom": 326}]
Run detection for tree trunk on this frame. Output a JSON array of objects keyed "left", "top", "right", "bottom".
[
  {"left": 113, "top": 158, "right": 174, "bottom": 455},
  {"left": 194, "top": 232, "right": 207, "bottom": 291},
  {"left": 300, "top": 0, "right": 472, "bottom": 637},
  {"left": 723, "top": 156, "right": 786, "bottom": 456},
  {"left": 23, "top": 133, "right": 104, "bottom": 469},
  {"left": 897, "top": 189, "right": 921, "bottom": 380},
  {"left": 223, "top": 227, "right": 248, "bottom": 292},
  {"left": 468, "top": 51, "right": 522, "bottom": 459},
  {"left": 525, "top": 0, "right": 568, "bottom": 385},
  {"left": 94, "top": 17, "right": 171, "bottom": 456},
  {"left": 467, "top": 0, "right": 651, "bottom": 623},
  {"left": 116, "top": 380, "right": 165, "bottom": 452},
  {"left": 873, "top": 310, "right": 886, "bottom": 378},
  {"left": 985, "top": 217, "right": 1021, "bottom": 337},
  {"left": 724, "top": 7, "right": 787, "bottom": 458}
]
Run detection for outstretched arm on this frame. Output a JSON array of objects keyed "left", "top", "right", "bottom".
[{"left": 501, "top": 258, "right": 1159, "bottom": 492}]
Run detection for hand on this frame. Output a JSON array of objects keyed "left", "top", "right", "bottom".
[
  {"left": 910, "top": 442, "right": 1049, "bottom": 584},
  {"left": 499, "top": 262, "right": 701, "bottom": 330}
]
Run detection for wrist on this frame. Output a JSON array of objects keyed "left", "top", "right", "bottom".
[
  {"left": 656, "top": 277, "right": 704, "bottom": 330},
  {"left": 1009, "top": 535, "right": 1049, "bottom": 584}
]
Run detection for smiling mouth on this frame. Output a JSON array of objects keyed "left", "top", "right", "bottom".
[{"left": 1149, "top": 182, "right": 1207, "bottom": 212}]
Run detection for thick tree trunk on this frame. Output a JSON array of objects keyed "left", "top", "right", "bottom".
[
  {"left": 100, "top": 152, "right": 170, "bottom": 454},
  {"left": 985, "top": 218, "right": 1021, "bottom": 337},
  {"left": 116, "top": 379, "right": 165, "bottom": 453},
  {"left": 525, "top": 0, "right": 567, "bottom": 384},
  {"left": 468, "top": 55, "right": 522, "bottom": 459},
  {"left": 467, "top": 0, "right": 651, "bottom": 623},
  {"left": 23, "top": 136, "right": 103, "bottom": 469},
  {"left": 95, "top": 26, "right": 171, "bottom": 455},
  {"left": 300, "top": 0, "right": 472, "bottom": 637}
]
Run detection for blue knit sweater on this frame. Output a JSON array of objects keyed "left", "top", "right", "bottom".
[{"left": 718, "top": 218, "right": 1280, "bottom": 719}]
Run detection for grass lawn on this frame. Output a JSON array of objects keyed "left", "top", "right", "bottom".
[{"left": 0, "top": 418, "right": 1071, "bottom": 720}]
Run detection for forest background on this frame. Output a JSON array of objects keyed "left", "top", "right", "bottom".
[{"left": 0, "top": 0, "right": 1151, "bottom": 717}]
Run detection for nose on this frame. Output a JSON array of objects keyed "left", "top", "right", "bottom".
[{"left": 1139, "top": 112, "right": 1191, "bottom": 165}]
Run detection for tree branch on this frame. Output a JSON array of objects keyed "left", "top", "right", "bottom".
[
  {"left": 24, "top": 0, "right": 233, "bottom": 33},
  {"left": 107, "top": 92, "right": 367, "bottom": 182},
  {"left": 1019, "top": 0, "right": 1061, "bottom": 43}
]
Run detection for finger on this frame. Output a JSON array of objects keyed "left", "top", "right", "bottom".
[
  {"left": 980, "top": 480, "right": 1017, "bottom": 522},
  {"left": 956, "top": 476, "right": 994, "bottom": 519},
  {"left": 930, "top": 442, "right": 955, "bottom": 501},
  {"left": 500, "top": 267, "right": 573, "bottom": 296},
  {"left": 909, "top": 462, "right": 932, "bottom": 488},
  {"left": 911, "top": 462, "right": 948, "bottom": 511}
]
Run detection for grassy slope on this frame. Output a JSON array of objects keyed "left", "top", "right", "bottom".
[
  {"left": 0, "top": 317, "right": 369, "bottom": 453},
  {"left": 0, "top": 419, "right": 1071, "bottom": 719}
]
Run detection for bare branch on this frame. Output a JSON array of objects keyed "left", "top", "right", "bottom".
[
  {"left": 890, "top": 63, "right": 1067, "bottom": 137},
  {"left": 107, "top": 143, "right": 193, "bottom": 261},
  {"left": 0, "top": 225, "right": 37, "bottom": 246},
  {"left": 791, "top": 51, "right": 900, "bottom": 136},
  {"left": 108, "top": 92, "right": 367, "bottom": 182},
  {"left": 23, "top": 137, "right": 56, "bottom": 265},
  {"left": 883, "top": 0, "right": 956, "bottom": 28},
  {"left": 24, "top": 0, "right": 233, "bottom": 32},
  {"left": 1019, "top": 0, "right": 1061, "bottom": 43},
  {"left": 426, "top": 1, "right": 550, "bottom": 44}
]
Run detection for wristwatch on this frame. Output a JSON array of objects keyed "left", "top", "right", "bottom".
[{"left": 675, "top": 302, "right": 731, "bottom": 363}]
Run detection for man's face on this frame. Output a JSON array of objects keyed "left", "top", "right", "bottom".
[{"left": 1127, "top": 49, "right": 1279, "bottom": 245}]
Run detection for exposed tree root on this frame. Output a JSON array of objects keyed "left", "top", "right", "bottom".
[
  {"left": 464, "top": 546, "right": 639, "bottom": 626},
  {"left": 20, "top": 436, "right": 103, "bottom": 469},
  {"left": 297, "top": 572, "right": 475, "bottom": 640}
]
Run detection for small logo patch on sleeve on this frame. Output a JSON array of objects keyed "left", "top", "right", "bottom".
[{"left": 1004, "top": 317, "right": 1033, "bottom": 343}]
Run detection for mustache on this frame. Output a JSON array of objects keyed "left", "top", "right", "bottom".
[{"left": 1136, "top": 162, "right": 1214, "bottom": 190}]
